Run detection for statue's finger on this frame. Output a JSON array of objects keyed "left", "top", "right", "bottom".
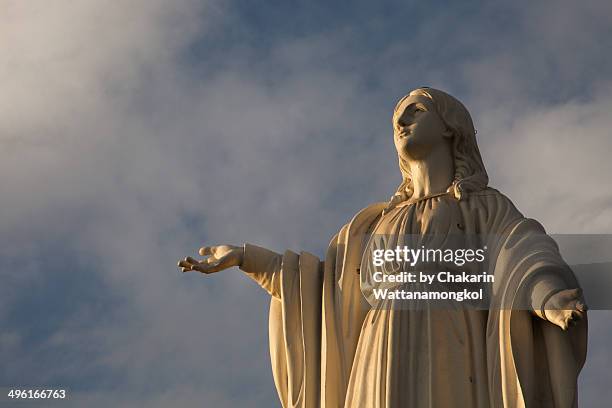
[
  {"left": 186, "top": 256, "right": 201, "bottom": 265},
  {"left": 179, "top": 264, "right": 193, "bottom": 272},
  {"left": 192, "top": 263, "right": 210, "bottom": 273},
  {"left": 178, "top": 260, "right": 192, "bottom": 269},
  {"left": 199, "top": 246, "right": 213, "bottom": 256},
  {"left": 568, "top": 310, "right": 576, "bottom": 321},
  {"left": 576, "top": 301, "right": 588, "bottom": 312}
]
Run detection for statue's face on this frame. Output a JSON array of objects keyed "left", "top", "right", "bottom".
[{"left": 393, "top": 94, "right": 450, "bottom": 161}]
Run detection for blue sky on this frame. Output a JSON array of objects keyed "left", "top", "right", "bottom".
[{"left": 2, "top": 1, "right": 612, "bottom": 406}]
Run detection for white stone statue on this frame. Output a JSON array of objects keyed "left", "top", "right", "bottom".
[{"left": 179, "top": 88, "right": 587, "bottom": 408}]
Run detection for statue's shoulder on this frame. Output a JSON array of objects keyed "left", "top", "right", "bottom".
[
  {"left": 352, "top": 202, "right": 387, "bottom": 220},
  {"left": 468, "top": 187, "right": 525, "bottom": 224},
  {"left": 470, "top": 187, "right": 516, "bottom": 205},
  {"left": 470, "top": 186, "right": 504, "bottom": 197},
  {"left": 335, "top": 202, "right": 386, "bottom": 241},
  {"left": 327, "top": 202, "right": 386, "bottom": 254},
  {"left": 351, "top": 202, "right": 386, "bottom": 228}
]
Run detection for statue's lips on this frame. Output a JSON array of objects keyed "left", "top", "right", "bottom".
[{"left": 397, "top": 125, "right": 416, "bottom": 139}]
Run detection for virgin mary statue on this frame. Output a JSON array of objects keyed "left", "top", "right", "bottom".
[{"left": 179, "top": 88, "right": 587, "bottom": 408}]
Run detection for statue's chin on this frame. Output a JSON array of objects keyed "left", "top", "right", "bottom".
[{"left": 397, "top": 139, "right": 431, "bottom": 161}]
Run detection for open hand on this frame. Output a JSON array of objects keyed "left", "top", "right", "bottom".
[
  {"left": 544, "top": 288, "right": 587, "bottom": 330},
  {"left": 178, "top": 244, "right": 243, "bottom": 274}
]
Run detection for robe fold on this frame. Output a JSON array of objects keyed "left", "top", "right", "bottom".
[{"left": 241, "top": 188, "right": 587, "bottom": 408}]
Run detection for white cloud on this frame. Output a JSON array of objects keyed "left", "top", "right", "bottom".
[{"left": 1, "top": 1, "right": 612, "bottom": 407}]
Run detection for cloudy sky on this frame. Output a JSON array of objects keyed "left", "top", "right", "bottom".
[{"left": 2, "top": 1, "right": 612, "bottom": 407}]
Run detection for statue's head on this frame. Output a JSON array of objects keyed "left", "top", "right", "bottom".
[{"left": 391, "top": 87, "right": 488, "bottom": 203}]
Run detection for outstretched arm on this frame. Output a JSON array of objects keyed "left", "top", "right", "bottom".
[
  {"left": 178, "top": 244, "right": 244, "bottom": 273},
  {"left": 178, "top": 243, "right": 282, "bottom": 297}
]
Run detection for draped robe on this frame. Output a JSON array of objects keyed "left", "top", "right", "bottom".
[{"left": 240, "top": 188, "right": 587, "bottom": 408}]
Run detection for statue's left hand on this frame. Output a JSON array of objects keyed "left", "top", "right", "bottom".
[{"left": 543, "top": 288, "right": 587, "bottom": 330}]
